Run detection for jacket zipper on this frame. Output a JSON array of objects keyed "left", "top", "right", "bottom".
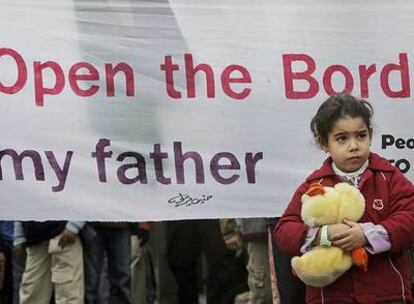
[
  {"left": 320, "top": 287, "right": 325, "bottom": 304},
  {"left": 388, "top": 257, "right": 406, "bottom": 303}
]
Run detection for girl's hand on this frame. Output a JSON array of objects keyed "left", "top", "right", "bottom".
[
  {"left": 331, "top": 219, "right": 368, "bottom": 252},
  {"left": 312, "top": 223, "right": 349, "bottom": 247},
  {"left": 327, "top": 223, "right": 350, "bottom": 240}
]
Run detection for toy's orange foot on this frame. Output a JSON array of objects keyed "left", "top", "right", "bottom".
[
  {"left": 352, "top": 247, "right": 368, "bottom": 272},
  {"left": 306, "top": 183, "right": 325, "bottom": 197}
]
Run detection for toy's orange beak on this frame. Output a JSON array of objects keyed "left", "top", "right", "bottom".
[
  {"left": 306, "top": 183, "right": 325, "bottom": 197},
  {"left": 352, "top": 247, "right": 368, "bottom": 271}
]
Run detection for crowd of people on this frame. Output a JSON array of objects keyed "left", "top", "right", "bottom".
[
  {"left": 0, "top": 219, "right": 303, "bottom": 304},
  {"left": 1, "top": 94, "right": 414, "bottom": 304}
]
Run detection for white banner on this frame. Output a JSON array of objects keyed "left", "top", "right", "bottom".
[{"left": 1, "top": 0, "right": 414, "bottom": 220}]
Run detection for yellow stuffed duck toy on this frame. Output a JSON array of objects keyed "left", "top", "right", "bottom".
[{"left": 291, "top": 182, "right": 368, "bottom": 288}]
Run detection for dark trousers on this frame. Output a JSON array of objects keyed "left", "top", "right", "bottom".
[
  {"left": 167, "top": 220, "right": 248, "bottom": 304},
  {"left": 272, "top": 240, "right": 306, "bottom": 304},
  {"left": 0, "top": 239, "right": 12, "bottom": 304},
  {"left": 82, "top": 225, "right": 132, "bottom": 304}
]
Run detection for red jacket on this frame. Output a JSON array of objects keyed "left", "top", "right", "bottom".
[{"left": 274, "top": 153, "right": 414, "bottom": 304}]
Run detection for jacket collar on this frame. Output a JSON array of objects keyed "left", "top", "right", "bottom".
[{"left": 306, "top": 152, "right": 395, "bottom": 182}]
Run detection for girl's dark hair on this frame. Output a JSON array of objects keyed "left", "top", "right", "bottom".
[{"left": 310, "top": 94, "right": 373, "bottom": 146}]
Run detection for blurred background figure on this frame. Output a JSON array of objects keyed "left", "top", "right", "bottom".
[
  {"left": 221, "top": 218, "right": 274, "bottom": 304},
  {"left": 82, "top": 222, "right": 132, "bottom": 304},
  {"left": 168, "top": 219, "right": 248, "bottom": 304}
]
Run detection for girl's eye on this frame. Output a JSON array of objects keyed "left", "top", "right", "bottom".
[
  {"left": 358, "top": 133, "right": 367, "bottom": 139},
  {"left": 336, "top": 136, "right": 347, "bottom": 143}
]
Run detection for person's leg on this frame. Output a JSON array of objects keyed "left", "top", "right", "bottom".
[
  {"left": 148, "top": 222, "right": 178, "bottom": 304},
  {"left": 19, "top": 242, "right": 53, "bottom": 304},
  {"left": 167, "top": 220, "right": 200, "bottom": 304},
  {"left": 131, "top": 235, "right": 147, "bottom": 304},
  {"left": 0, "top": 239, "right": 13, "bottom": 304},
  {"left": 246, "top": 242, "right": 272, "bottom": 304},
  {"left": 98, "top": 254, "right": 110, "bottom": 304},
  {"left": 12, "top": 243, "right": 26, "bottom": 304},
  {"left": 106, "top": 227, "right": 133, "bottom": 304},
  {"left": 171, "top": 266, "right": 198, "bottom": 304},
  {"left": 199, "top": 219, "right": 248, "bottom": 304},
  {"left": 143, "top": 242, "right": 157, "bottom": 303},
  {"left": 272, "top": 240, "right": 306, "bottom": 304},
  {"left": 82, "top": 224, "right": 105, "bottom": 304},
  {"left": 51, "top": 236, "right": 84, "bottom": 304}
]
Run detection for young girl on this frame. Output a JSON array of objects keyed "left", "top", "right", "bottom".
[{"left": 273, "top": 94, "right": 414, "bottom": 304}]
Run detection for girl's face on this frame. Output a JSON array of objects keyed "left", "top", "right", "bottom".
[{"left": 320, "top": 115, "right": 371, "bottom": 173}]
